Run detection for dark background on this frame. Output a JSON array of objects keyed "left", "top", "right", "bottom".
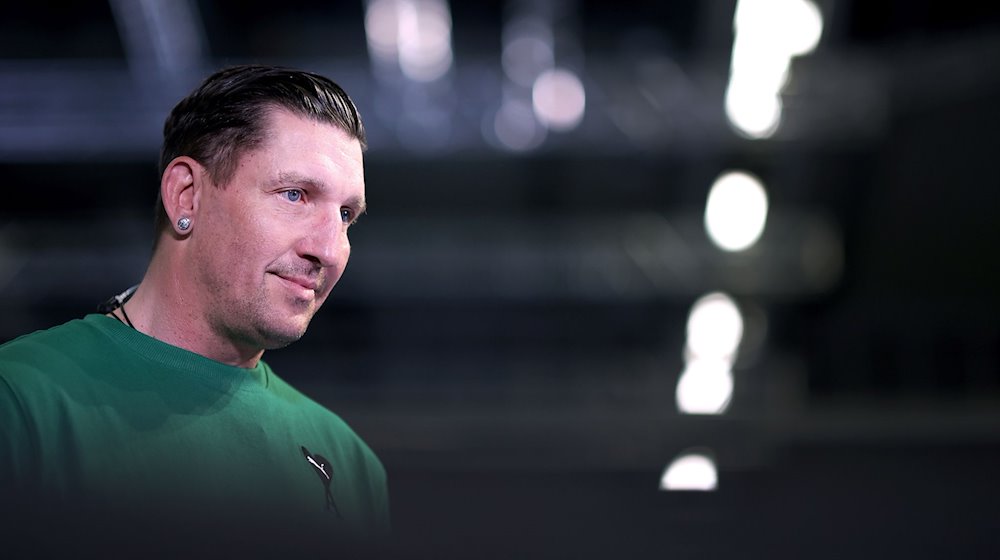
[{"left": 1, "top": 1, "right": 999, "bottom": 558}]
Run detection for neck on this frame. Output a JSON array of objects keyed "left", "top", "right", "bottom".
[{"left": 125, "top": 251, "right": 265, "bottom": 369}]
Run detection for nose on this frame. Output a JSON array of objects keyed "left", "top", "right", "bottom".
[{"left": 298, "top": 208, "right": 350, "bottom": 269}]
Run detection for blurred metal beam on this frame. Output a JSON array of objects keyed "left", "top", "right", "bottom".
[
  {"left": 1, "top": 6, "right": 999, "bottom": 160},
  {"left": 108, "top": 0, "right": 207, "bottom": 84},
  {"left": 0, "top": 29, "right": 912, "bottom": 161}
]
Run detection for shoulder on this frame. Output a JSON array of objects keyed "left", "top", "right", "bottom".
[
  {"left": 0, "top": 316, "right": 111, "bottom": 386},
  {"left": 0, "top": 316, "right": 132, "bottom": 420},
  {"left": 0, "top": 316, "right": 108, "bottom": 365}
]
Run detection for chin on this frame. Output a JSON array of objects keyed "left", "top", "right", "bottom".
[
  {"left": 260, "top": 330, "right": 305, "bottom": 350},
  {"left": 256, "top": 318, "right": 311, "bottom": 350}
]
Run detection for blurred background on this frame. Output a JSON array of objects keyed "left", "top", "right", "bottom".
[{"left": 1, "top": 0, "right": 999, "bottom": 557}]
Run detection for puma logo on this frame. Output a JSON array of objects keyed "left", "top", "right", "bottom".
[
  {"left": 305, "top": 455, "right": 330, "bottom": 480},
  {"left": 301, "top": 446, "right": 340, "bottom": 516}
]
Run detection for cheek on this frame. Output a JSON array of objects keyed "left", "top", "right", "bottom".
[{"left": 227, "top": 211, "right": 274, "bottom": 254}]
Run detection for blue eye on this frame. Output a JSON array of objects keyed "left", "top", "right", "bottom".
[
  {"left": 283, "top": 189, "right": 303, "bottom": 203},
  {"left": 340, "top": 208, "right": 354, "bottom": 223}
]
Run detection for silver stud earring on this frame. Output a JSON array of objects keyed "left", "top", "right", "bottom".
[{"left": 177, "top": 217, "right": 192, "bottom": 231}]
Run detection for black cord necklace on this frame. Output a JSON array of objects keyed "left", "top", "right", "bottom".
[
  {"left": 118, "top": 302, "right": 135, "bottom": 329},
  {"left": 99, "top": 285, "right": 139, "bottom": 330}
]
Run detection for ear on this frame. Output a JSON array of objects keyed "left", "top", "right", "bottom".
[{"left": 160, "top": 157, "right": 206, "bottom": 235}]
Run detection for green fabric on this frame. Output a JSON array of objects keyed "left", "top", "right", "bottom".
[{"left": 0, "top": 314, "right": 388, "bottom": 539}]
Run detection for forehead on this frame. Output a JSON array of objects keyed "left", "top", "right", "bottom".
[
  {"left": 247, "top": 108, "right": 365, "bottom": 184},
  {"left": 259, "top": 107, "right": 362, "bottom": 155}
]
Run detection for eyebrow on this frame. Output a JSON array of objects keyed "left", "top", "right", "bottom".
[
  {"left": 276, "top": 171, "right": 367, "bottom": 213},
  {"left": 351, "top": 196, "right": 368, "bottom": 215},
  {"left": 276, "top": 171, "right": 320, "bottom": 189}
]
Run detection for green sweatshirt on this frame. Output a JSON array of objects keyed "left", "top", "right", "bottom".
[{"left": 0, "top": 314, "right": 388, "bottom": 548}]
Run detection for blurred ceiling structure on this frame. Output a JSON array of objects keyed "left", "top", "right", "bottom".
[
  {"left": 1, "top": 0, "right": 998, "bottom": 159},
  {"left": 1, "top": 2, "right": 1000, "bottom": 554}
]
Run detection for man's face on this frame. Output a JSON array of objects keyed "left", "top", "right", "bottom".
[{"left": 189, "top": 108, "right": 365, "bottom": 351}]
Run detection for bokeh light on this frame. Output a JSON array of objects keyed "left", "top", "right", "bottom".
[
  {"left": 660, "top": 452, "right": 719, "bottom": 491},
  {"left": 532, "top": 68, "right": 586, "bottom": 131},
  {"left": 704, "top": 170, "right": 769, "bottom": 252}
]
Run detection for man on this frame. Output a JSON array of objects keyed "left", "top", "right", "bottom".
[{"left": 0, "top": 65, "right": 389, "bottom": 553}]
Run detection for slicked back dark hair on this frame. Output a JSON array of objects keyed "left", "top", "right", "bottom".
[{"left": 153, "top": 64, "right": 366, "bottom": 244}]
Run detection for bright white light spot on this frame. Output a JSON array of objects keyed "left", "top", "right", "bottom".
[
  {"left": 726, "top": 0, "right": 823, "bottom": 138},
  {"left": 730, "top": 36, "right": 792, "bottom": 93},
  {"left": 686, "top": 292, "right": 744, "bottom": 359},
  {"left": 784, "top": 0, "right": 824, "bottom": 56},
  {"left": 364, "top": 0, "right": 453, "bottom": 81},
  {"left": 705, "top": 170, "right": 769, "bottom": 252},
  {"left": 676, "top": 357, "right": 734, "bottom": 415},
  {"left": 365, "top": 0, "right": 401, "bottom": 63},
  {"left": 725, "top": 80, "right": 782, "bottom": 139},
  {"left": 734, "top": 0, "right": 823, "bottom": 57},
  {"left": 733, "top": 0, "right": 769, "bottom": 35},
  {"left": 493, "top": 99, "right": 546, "bottom": 151},
  {"left": 679, "top": 293, "right": 741, "bottom": 415},
  {"left": 532, "top": 68, "right": 586, "bottom": 131},
  {"left": 397, "top": 0, "right": 453, "bottom": 82},
  {"left": 660, "top": 453, "right": 718, "bottom": 491}
]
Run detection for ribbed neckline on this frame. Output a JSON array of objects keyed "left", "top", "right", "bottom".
[{"left": 83, "top": 313, "right": 270, "bottom": 394}]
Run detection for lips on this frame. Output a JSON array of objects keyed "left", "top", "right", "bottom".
[
  {"left": 271, "top": 271, "right": 321, "bottom": 297},
  {"left": 277, "top": 274, "right": 318, "bottom": 291}
]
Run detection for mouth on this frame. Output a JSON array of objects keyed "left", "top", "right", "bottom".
[{"left": 271, "top": 272, "right": 320, "bottom": 298}]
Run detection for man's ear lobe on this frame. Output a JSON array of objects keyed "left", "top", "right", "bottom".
[{"left": 161, "top": 157, "right": 203, "bottom": 233}]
